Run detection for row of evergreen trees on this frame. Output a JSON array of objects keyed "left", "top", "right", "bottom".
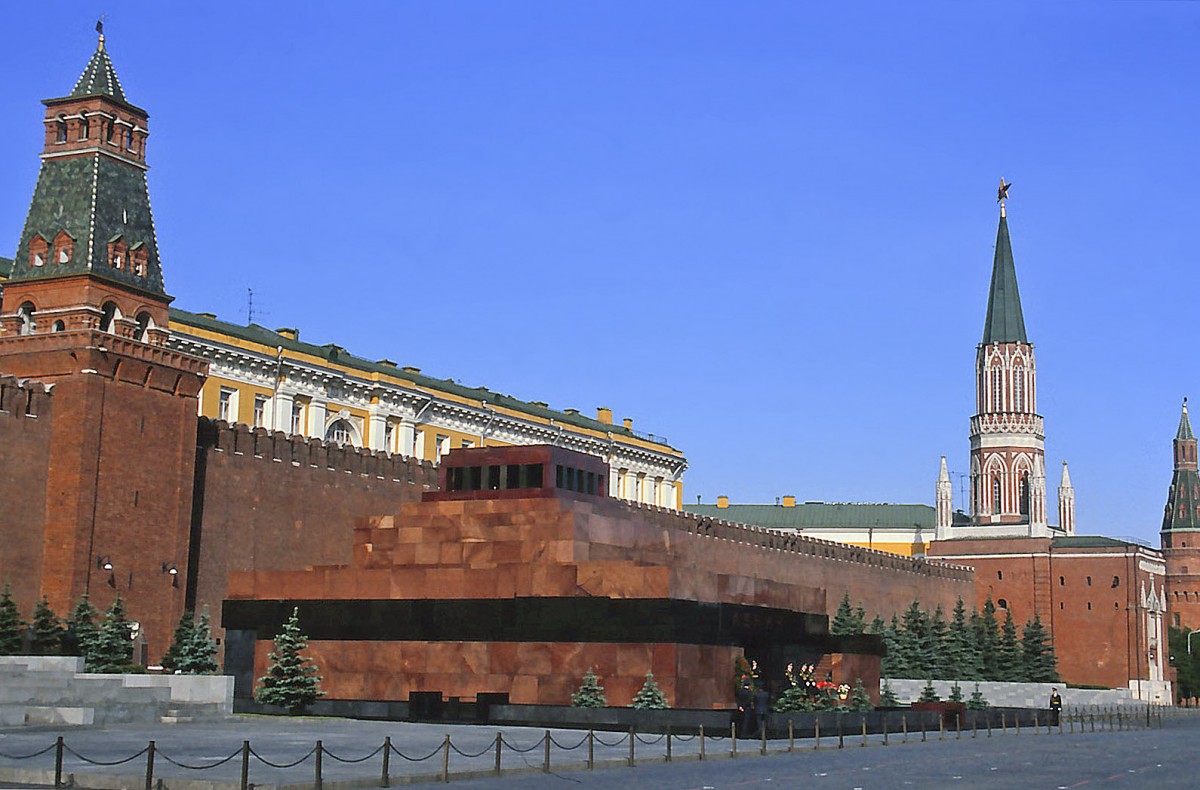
[
  {"left": 0, "top": 582, "right": 218, "bottom": 674},
  {"left": 831, "top": 593, "right": 1059, "bottom": 683}
]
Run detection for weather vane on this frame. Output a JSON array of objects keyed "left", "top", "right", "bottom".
[
  {"left": 997, "top": 177, "right": 1011, "bottom": 204},
  {"left": 96, "top": 16, "right": 106, "bottom": 48}
]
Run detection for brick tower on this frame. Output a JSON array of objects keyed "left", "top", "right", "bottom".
[
  {"left": 1161, "top": 400, "right": 1200, "bottom": 629},
  {"left": 967, "top": 198, "right": 1051, "bottom": 535},
  {"left": 0, "top": 29, "right": 206, "bottom": 660}
]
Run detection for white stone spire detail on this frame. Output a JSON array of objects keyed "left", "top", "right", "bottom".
[
  {"left": 1058, "top": 460, "right": 1075, "bottom": 534},
  {"left": 935, "top": 456, "right": 954, "bottom": 540}
]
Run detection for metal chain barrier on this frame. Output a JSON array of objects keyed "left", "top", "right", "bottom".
[
  {"left": 321, "top": 743, "right": 386, "bottom": 764},
  {"left": 0, "top": 743, "right": 56, "bottom": 760},
  {"left": 593, "top": 732, "right": 630, "bottom": 748},
  {"left": 248, "top": 745, "right": 317, "bottom": 769},
  {"left": 547, "top": 734, "right": 589, "bottom": 750},
  {"left": 448, "top": 741, "right": 496, "bottom": 759},
  {"left": 156, "top": 747, "right": 243, "bottom": 770},
  {"left": 634, "top": 732, "right": 666, "bottom": 745},
  {"left": 387, "top": 741, "right": 445, "bottom": 762},
  {"left": 62, "top": 744, "right": 149, "bottom": 766},
  {"left": 499, "top": 734, "right": 545, "bottom": 754}
]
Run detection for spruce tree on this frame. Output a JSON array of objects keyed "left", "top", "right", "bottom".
[
  {"left": 630, "top": 671, "right": 668, "bottom": 709},
  {"left": 30, "top": 596, "right": 63, "bottom": 655},
  {"left": 1021, "top": 615, "right": 1059, "bottom": 683},
  {"left": 917, "top": 679, "right": 940, "bottom": 703},
  {"left": 65, "top": 594, "right": 101, "bottom": 668},
  {"left": 882, "top": 614, "right": 907, "bottom": 677},
  {"left": 256, "top": 607, "right": 324, "bottom": 714},
  {"left": 161, "top": 609, "right": 195, "bottom": 673},
  {"left": 867, "top": 614, "right": 886, "bottom": 635},
  {"left": 0, "top": 583, "right": 25, "bottom": 654},
  {"left": 849, "top": 678, "right": 873, "bottom": 711},
  {"left": 947, "top": 682, "right": 964, "bottom": 704},
  {"left": 570, "top": 667, "right": 607, "bottom": 708},
  {"left": 179, "top": 609, "right": 219, "bottom": 674},
  {"left": 90, "top": 595, "right": 134, "bottom": 672},
  {"left": 975, "top": 598, "right": 1000, "bottom": 680},
  {"left": 853, "top": 605, "right": 868, "bottom": 632},
  {"left": 996, "top": 608, "right": 1021, "bottom": 681},
  {"left": 899, "top": 600, "right": 927, "bottom": 676},
  {"left": 945, "top": 597, "right": 982, "bottom": 680},
  {"left": 926, "top": 605, "right": 949, "bottom": 679},
  {"left": 966, "top": 683, "right": 990, "bottom": 711},
  {"left": 831, "top": 593, "right": 859, "bottom": 635},
  {"left": 879, "top": 678, "right": 898, "bottom": 707}
]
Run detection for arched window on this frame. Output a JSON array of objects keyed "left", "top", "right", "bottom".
[
  {"left": 991, "top": 366, "right": 1003, "bottom": 410},
  {"left": 992, "top": 476, "right": 1002, "bottom": 513},
  {"left": 125, "top": 129, "right": 134, "bottom": 151},
  {"left": 28, "top": 233, "right": 48, "bottom": 268},
  {"left": 55, "top": 115, "right": 67, "bottom": 143},
  {"left": 79, "top": 114, "right": 90, "bottom": 140},
  {"left": 1013, "top": 368, "right": 1024, "bottom": 411},
  {"left": 106, "top": 121, "right": 115, "bottom": 143},
  {"left": 997, "top": 598, "right": 1008, "bottom": 610},
  {"left": 52, "top": 320, "right": 65, "bottom": 332},
  {"left": 17, "top": 302, "right": 35, "bottom": 335},
  {"left": 325, "top": 419, "right": 355, "bottom": 446},
  {"left": 1019, "top": 473, "right": 1030, "bottom": 516},
  {"left": 99, "top": 301, "right": 120, "bottom": 333},
  {"left": 133, "top": 312, "right": 153, "bottom": 342},
  {"left": 53, "top": 231, "right": 73, "bottom": 265}
]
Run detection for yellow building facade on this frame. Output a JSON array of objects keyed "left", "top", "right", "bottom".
[{"left": 167, "top": 309, "right": 686, "bottom": 508}]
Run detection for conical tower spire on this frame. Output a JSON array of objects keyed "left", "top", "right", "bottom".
[
  {"left": 1163, "top": 399, "right": 1200, "bottom": 536},
  {"left": 981, "top": 207, "right": 1028, "bottom": 345},
  {"left": 1178, "top": 398, "right": 1194, "bottom": 440},
  {"left": 69, "top": 28, "right": 128, "bottom": 104}
]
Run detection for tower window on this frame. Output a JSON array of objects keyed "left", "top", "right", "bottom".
[
  {"left": 131, "top": 248, "right": 148, "bottom": 277},
  {"left": 997, "top": 570, "right": 1003, "bottom": 580},
  {"left": 992, "top": 476, "right": 1002, "bottom": 513},
  {"left": 79, "top": 115, "right": 89, "bottom": 140},
  {"left": 1059, "top": 576, "right": 1065, "bottom": 586},
  {"left": 132, "top": 312, "right": 152, "bottom": 342},
  {"left": 997, "top": 598, "right": 1008, "bottom": 609},
  {"left": 28, "top": 233, "right": 48, "bottom": 268},
  {"left": 1111, "top": 576, "right": 1120, "bottom": 589},
  {"left": 1013, "top": 368, "right": 1024, "bottom": 411},
  {"left": 17, "top": 302, "right": 36, "bottom": 335},
  {"left": 1086, "top": 576, "right": 1092, "bottom": 586},
  {"left": 52, "top": 320, "right": 65, "bottom": 332},
  {"left": 53, "top": 231, "right": 73, "bottom": 265},
  {"left": 290, "top": 401, "right": 304, "bottom": 435},
  {"left": 99, "top": 301, "right": 120, "bottom": 333},
  {"left": 1019, "top": 473, "right": 1030, "bottom": 516},
  {"left": 55, "top": 115, "right": 67, "bottom": 143},
  {"left": 991, "top": 367, "right": 1003, "bottom": 410}
]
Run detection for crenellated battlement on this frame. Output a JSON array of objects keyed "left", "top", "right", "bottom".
[
  {"left": 0, "top": 374, "right": 52, "bottom": 420},
  {"left": 198, "top": 417, "right": 439, "bottom": 487},
  {"left": 622, "top": 500, "right": 975, "bottom": 582}
]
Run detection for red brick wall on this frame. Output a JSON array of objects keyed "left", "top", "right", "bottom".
[
  {"left": 192, "top": 420, "right": 439, "bottom": 643},
  {"left": 1163, "top": 544, "right": 1200, "bottom": 631},
  {"left": 0, "top": 376, "right": 52, "bottom": 613}
]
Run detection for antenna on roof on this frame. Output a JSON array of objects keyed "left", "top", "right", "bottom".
[{"left": 247, "top": 288, "right": 254, "bottom": 324}]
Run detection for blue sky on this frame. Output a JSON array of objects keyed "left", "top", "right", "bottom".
[{"left": 2, "top": 2, "right": 1197, "bottom": 544}]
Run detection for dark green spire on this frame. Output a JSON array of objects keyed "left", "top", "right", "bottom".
[
  {"left": 981, "top": 210, "right": 1028, "bottom": 345},
  {"left": 1164, "top": 399, "right": 1200, "bottom": 533},
  {"left": 1178, "top": 399, "right": 1194, "bottom": 440},
  {"left": 69, "top": 37, "right": 127, "bottom": 103}
]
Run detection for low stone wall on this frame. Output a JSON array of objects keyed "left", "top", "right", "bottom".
[{"left": 886, "top": 679, "right": 1167, "bottom": 708}]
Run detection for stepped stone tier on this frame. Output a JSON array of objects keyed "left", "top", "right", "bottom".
[{"left": 224, "top": 445, "right": 973, "bottom": 709}]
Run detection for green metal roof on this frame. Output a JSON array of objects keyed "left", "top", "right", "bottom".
[
  {"left": 683, "top": 502, "right": 934, "bottom": 530},
  {"left": 1051, "top": 536, "right": 1143, "bottom": 549},
  {"left": 7, "top": 155, "right": 165, "bottom": 295},
  {"left": 68, "top": 41, "right": 127, "bottom": 103},
  {"left": 1178, "top": 403, "right": 1194, "bottom": 440},
  {"left": 981, "top": 212, "right": 1028, "bottom": 345},
  {"left": 169, "top": 308, "right": 678, "bottom": 452}
]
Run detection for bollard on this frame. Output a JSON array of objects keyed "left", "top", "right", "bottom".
[
  {"left": 629, "top": 727, "right": 636, "bottom": 767},
  {"left": 731, "top": 723, "right": 738, "bottom": 758},
  {"left": 861, "top": 716, "right": 867, "bottom": 747},
  {"left": 1001, "top": 711, "right": 1006, "bottom": 736},
  {"left": 492, "top": 733, "right": 501, "bottom": 776},
  {"left": 241, "top": 741, "right": 251, "bottom": 790},
  {"left": 442, "top": 735, "right": 451, "bottom": 783},
  {"left": 1015, "top": 714, "right": 1021, "bottom": 737},
  {"left": 921, "top": 714, "right": 927, "bottom": 742},
  {"left": 986, "top": 713, "right": 991, "bottom": 738},
  {"left": 761, "top": 722, "right": 768, "bottom": 756},
  {"left": 667, "top": 727, "right": 672, "bottom": 762},
  {"left": 814, "top": 719, "right": 821, "bottom": 750},
  {"left": 588, "top": 730, "right": 595, "bottom": 770},
  {"left": 1090, "top": 712, "right": 1095, "bottom": 732},
  {"left": 902, "top": 714, "right": 908, "bottom": 744},
  {"left": 544, "top": 731, "right": 551, "bottom": 774},
  {"left": 144, "top": 740, "right": 156, "bottom": 790},
  {"left": 699, "top": 725, "right": 705, "bottom": 761},
  {"left": 788, "top": 720, "right": 794, "bottom": 752},
  {"left": 973, "top": 715, "right": 977, "bottom": 739},
  {"left": 54, "top": 736, "right": 64, "bottom": 789},
  {"left": 1033, "top": 711, "right": 1038, "bottom": 734},
  {"left": 1059, "top": 712, "right": 1063, "bottom": 736},
  {"left": 1118, "top": 710, "right": 1123, "bottom": 731},
  {"left": 1069, "top": 712, "right": 1074, "bottom": 734},
  {"left": 939, "top": 713, "right": 944, "bottom": 741},
  {"left": 316, "top": 740, "right": 324, "bottom": 790},
  {"left": 956, "top": 714, "right": 961, "bottom": 740},
  {"left": 883, "top": 716, "right": 889, "bottom": 746},
  {"left": 838, "top": 715, "right": 844, "bottom": 749}
]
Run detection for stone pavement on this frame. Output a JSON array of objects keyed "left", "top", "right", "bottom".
[{"left": 0, "top": 709, "right": 1192, "bottom": 789}]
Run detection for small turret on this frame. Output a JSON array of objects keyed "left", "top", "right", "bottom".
[
  {"left": 1058, "top": 461, "right": 1075, "bottom": 535},
  {"left": 935, "top": 456, "right": 953, "bottom": 540}
]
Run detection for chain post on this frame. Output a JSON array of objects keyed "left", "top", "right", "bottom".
[
  {"left": 144, "top": 740, "right": 156, "bottom": 790},
  {"left": 860, "top": 716, "right": 867, "bottom": 747},
  {"left": 939, "top": 713, "right": 945, "bottom": 740},
  {"left": 629, "top": 726, "right": 636, "bottom": 767},
  {"left": 788, "top": 720, "right": 794, "bottom": 752},
  {"left": 493, "top": 733, "right": 501, "bottom": 776},
  {"left": 902, "top": 714, "right": 908, "bottom": 744},
  {"left": 240, "top": 740, "right": 250, "bottom": 790},
  {"left": 543, "top": 731, "right": 550, "bottom": 774},
  {"left": 1033, "top": 711, "right": 1038, "bottom": 734},
  {"left": 761, "top": 720, "right": 768, "bottom": 755},
  {"left": 588, "top": 730, "right": 595, "bottom": 769},
  {"left": 315, "top": 740, "right": 323, "bottom": 790},
  {"left": 381, "top": 736, "right": 391, "bottom": 787},
  {"left": 883, "top": 715, "right": 888, "bottom": 746},
  {"left": 814, "top": 719, "right": 820, "bottom": 750},
  {"left": 956, "top": 713, "right": 961, "bottom": 740},
  {"left": 838, "top": 715, "right": 844, "bottom": 749},
  {"left": 54, "top": 736, "right": 64, "bottom": 789},
  {"left": 443, "top": 734, "right": 451, "bottom": 783},
  {"left": 731, "top": 722, "right": 737, "bottom": 758},
  {"left": 666, "top": 727, "right": 672, "bottom": 762},
  {"left": 699, "top": 725, "right": 705, "bottom": 761},
  {"left": 921, "top": 714, "right": 927, "bottom": 742}
]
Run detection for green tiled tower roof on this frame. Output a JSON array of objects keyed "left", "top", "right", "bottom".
[
  {"left": 981, "top": 212, "right": 1028, "bottom": 345},
  {"left": 7, "top": 40, "right": 165, "bottom": 297},
  {"left": 69, "top": 40, "right": 127, "bottom": 103},
  {"left": 1163, "top": 401, "right": 1200, "bottom": 532}
]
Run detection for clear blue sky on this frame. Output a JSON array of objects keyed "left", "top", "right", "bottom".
[{"left": 2, "top": 2, "right": 1197, "bottom": 544}]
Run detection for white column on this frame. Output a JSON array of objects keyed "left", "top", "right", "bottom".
[
  {"left": 367, "top": 406, "right": 387, "bottom": 452},
  {"left": 307, "top": 400, "right": 326, "bottom": 439},
  {"left": 272, "top": 391, "right": 294, "bottom": 433},
  {"left": 399, "top": 420, "right": 416, "bottom": 459}
]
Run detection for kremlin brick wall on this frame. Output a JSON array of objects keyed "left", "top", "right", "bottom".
[{"left": 0, "top": 376, "right": 52, "bottom": 611}]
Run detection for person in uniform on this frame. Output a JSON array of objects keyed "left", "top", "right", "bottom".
[{"left": 1049, "top": 688, "right": 1062, "bottom": 725}]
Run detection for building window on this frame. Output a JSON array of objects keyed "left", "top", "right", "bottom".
[
  {"left": 132, "top": 312, "right": 152, "bottom": 342},
  {"left": 290, "top": 401, "right": 304, "bottom": 435},
  {"left": 253, "top": 395, "right": 267, "bottom": 428},
  {"left": 1019, "top": 473, "right": 1030, "bottom": 516},
  {"left": 384, "top": 422, "right": 395, "bottom": 453},
  {"left": 997, "top": 598, "right": 1008, "bottom": 609},
  {"left": 436, "top": 434, "right": 450, "bottom": 457},
  {"left": 997, "top": 570, "right": 1003, "bottom": 580},
  {"left": 1059, "top": 576, "right": 1065, "bottom": 586},
  {"left": 1013, "top": 368, "right": 1024, "bottom": 411},
  {"left": 992, "top": 476, "right": 1002, "bottom": 513},
  {"left": 218, "top": 387, "right": 236, "bottom": 422},
  {"left": 1176, "top": 614, "right": 1182, "bottom": 627},
  {"left": 55, "top": 115, "right": 67, "bottom": 143},
  {"left": 991, "top": 366, "right": 1003, "bottom": 410},
  {"left": 28, "top": 233, "right": 48, "bottom": 268},
  {"left": 326, "top": 419, "right": 354, "bottom": 446},
  {"left": 461, "top": 439, "right": 475, "bottom": 449},
  {"left": 52, "top": 320, "right": 65, "bottom": 332},
  {"left": 79, "top": 115, "right": 89, "bottom": 140},
  {"left": 1111, "top": 576, "right": 1120, "bottom": 589},
  {"left": 17, "top": 302, "right": 35, "bottom": 335},
  {"left": 1087, "top": 576, "right": 1092, "bottom": 586}
]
